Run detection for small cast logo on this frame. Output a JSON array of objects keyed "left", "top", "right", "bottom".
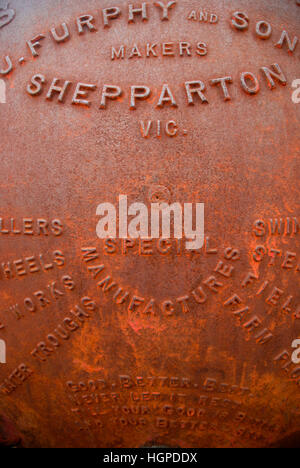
[{"left": 0, "top": 2, "right": 15, "bottom": 29}]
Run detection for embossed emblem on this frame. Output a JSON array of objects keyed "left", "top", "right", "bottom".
[{"left": 0, "top": 2, "right": 15, "bottom": 29}]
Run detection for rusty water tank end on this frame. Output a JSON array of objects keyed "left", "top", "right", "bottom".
[{"left": 0, "top": 0, "right": 299, "bottom": 448}]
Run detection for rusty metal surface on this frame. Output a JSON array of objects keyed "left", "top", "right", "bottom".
[{"left": 0, "top": 0, "right": 299, "bottom": 448}]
